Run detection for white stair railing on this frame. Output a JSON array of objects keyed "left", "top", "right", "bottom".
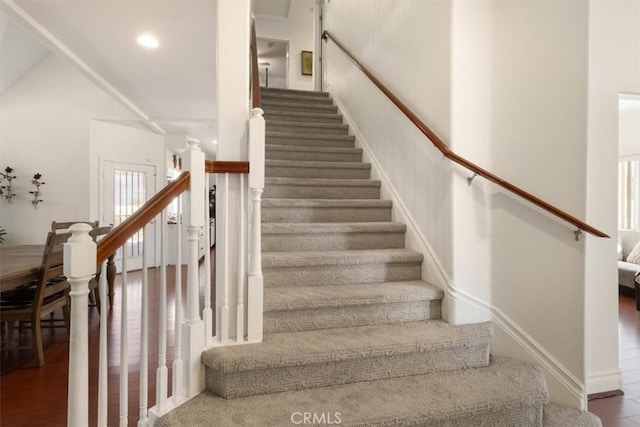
[{"left": 64, "top": 119, "right": 266, "bottom": 423}]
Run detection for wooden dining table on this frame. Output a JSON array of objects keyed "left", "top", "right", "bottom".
[
  {"left": 0, "top": 245, "right": 44, "bottom": 292},
  {"left": 0, "top": 244, "right": 116, "bottom": 304}
]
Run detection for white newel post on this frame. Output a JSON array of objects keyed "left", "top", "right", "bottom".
[
  {"left": 183, "top": 138, "right": 206, "bottom": 397},
  {"left": 64, "top": 223, "right": 97, "bottom": 427},
  {"left": 247, "top": 107, "right": 265, "bottom": 342}
]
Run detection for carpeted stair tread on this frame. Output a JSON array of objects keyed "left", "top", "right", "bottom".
[
  {"left": 262, "top": 248, "right": 422, "bottom": 268},
  {"left": 263, "top": 110, "right": 344, "bottom": 123},
  {"left": 266, "top": 159, "right": 370, "bottom": 170},
  {"left": 202, "top": 320, "right": 491, "bottom": 372},
  {"left": 264, "top": 281, "right": 443, "bottom": 312},
  {"left": 261, "top": 92, "right": 334, "bottom": 104},
  {"left": 157, "top": 356, "right": 548, "bottom": 427},
  {"left": 266, "top": 130, "right": 355, "bottom": 142},
  {"left": 266, "top": 120, "right": 349, "bottom": 134},
  {"left": 262, "top": 198, "right": 393, "bottom": 223},
  {"left": 266, "top": 177, "right": 380, "bottom": 188},
  {"left": 266, "top": 143, "right": 362, "bottom": 157},
  {"left": 262, "top": 198, "right": 391, "bottom": 209},
  {"left": 262, "top": 100, "right": 338, "bottom": 113},
  {"left": 543, "top": 402, "right": 602, "bottom": 426},
  {"left": 263, "top": 221, "right": 403, "bottom": 235},
  {"left": 261, "top": 87, "right": 330, "bottom": 97}
]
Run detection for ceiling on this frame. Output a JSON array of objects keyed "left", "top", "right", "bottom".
[
  {"left": 1, "top": 0, "right": 218, "bottom": 153},
  {"left": 253, "top": 0, "right": 292, "bottom": 20}
]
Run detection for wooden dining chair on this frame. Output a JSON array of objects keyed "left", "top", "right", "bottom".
[
  {"left": 51, "top": 220, "right": 99, "bottom": 233},
  {"left": 0, "top": 231, "right": 72, "bottom": 367}
]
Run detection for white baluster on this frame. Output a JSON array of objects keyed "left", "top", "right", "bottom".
[
  {"left": 203, "top": 173, "right": 213, "bottom": 346},
  {"left": 156, "top": 210, "right": 168, "bottom": 411},
  {"left": 64, "top": 223, "right": 96, "bottom": 427},
  {"left": 120, "top": 252, "right": 129, "bottom": 427},
  {"left": 138, "top": 224, "right": 150, "bottom": 427},
  {"left": 248, "top": 107, "right": 265, "bottom": 342},
  {"left": 220, "top": 173, "right": 230, "bottom": 343},
  {"left": 237, "top": 174, "right": 246, "bottom": 342},
  {"left": 172, "top": 194, "right": 184, "bottom": 404},
  {"left": 98, "top": 261, "right": 108, "bottom": 427},
  {"left": 183, "top": 137, "right": 205, "bottom": 398}
]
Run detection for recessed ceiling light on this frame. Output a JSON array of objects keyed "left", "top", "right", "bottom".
[{"left": 137, "top": 34, "right": 159, "bottom": 49}]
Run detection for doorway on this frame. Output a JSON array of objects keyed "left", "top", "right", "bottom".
[
  {"left": 103, "top": 161, "right": 156, "bottom": 271},
  {"left": 257, "top": 38, "right": 289, "bottom": 89}
]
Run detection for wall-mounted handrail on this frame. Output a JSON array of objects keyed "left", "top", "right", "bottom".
[
  {"left": 322, "top": 30, "right": 608, "bottom": 238},
  {"left": 250, "top": 18, "right": 261, "bottom": 109},
  {"left": 96, "top": 171, "right": 191, "bottom": 263}
]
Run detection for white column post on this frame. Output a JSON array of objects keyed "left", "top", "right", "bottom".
[
  {"left": 247, "top": 107, "right": 265, "bottom": 342},
  {"left": 182, "top": 137, "right": 206, "bottom": 397},
  {"left": 64, "top": 223, "right": 97, "bottom": 427}
]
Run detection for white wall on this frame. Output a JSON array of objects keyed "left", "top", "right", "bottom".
[
  {"left": 0, "top": 54, "right": 138, "bottom": 245},
  {"left": 256, "top": 15, "right": 314, "bottom": 91},
  {"left": 619, "top": 95, "right": 640, "bottom": 159},
  {"left": 585, "top": 0, "right": 640, "bottom": 395},
  {"left": 323, "top": 0, "right": 628, "bottom": 408}
]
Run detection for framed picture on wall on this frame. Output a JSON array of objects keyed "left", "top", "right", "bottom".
[{"left": 301, "top": 50, "right": 313, "bottom": 76}]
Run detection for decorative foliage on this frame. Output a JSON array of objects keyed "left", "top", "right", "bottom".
[
  {"left": 0, "top": 166, "right": 17, "bottom": 203},
  {"left": 30, "top": 172, "right": 45, "bottom": 209},
  {"left": 0, "top": 223, "right": 6, "bottom": 245}
]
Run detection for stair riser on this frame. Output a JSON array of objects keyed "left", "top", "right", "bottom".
[
  {"left": 267, "top": 124, "right": 349, "bottom": 135},
  {"left": 265, "top": 148, "right": 362, "bottom": 163},
  {"left": 264, "top": 114, "right": 343, "bottom": 124},
  {"left": 264, "top": 300, "right": 442, "bottom": 333},
  {"left": 261, "top": 94, "right": 333, "bottom": 105},
  {"left": 262, "top": 231, "right": 404, "bottom": 252},
  {"left": 264, "top": 184, "right": 380, "bottom": 199},
  {"left": 264, "top": 261, "right": 421, "bottom": 287},
  {"left": 262, "top": 206, "right": 392, "bottom": 223},
  {"left": 207, "top": 342, "right": 490, "bottom": 399},
  {"left": 263, "top": 104, "right": 338, "bottom": 114},
  {"left": 266, "top": 165, "right": 370, "bottom": 179},
  {"left": 266, "top": 136, "right": 354, "bottom": 149}
]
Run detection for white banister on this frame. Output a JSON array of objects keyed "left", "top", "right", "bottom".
[
  {"left": 119, "top": 253, "right": 129, "bottom": 427},
  {"left": 247, "top": 107, "right": 265, "bottom": 342},
  {"left": 172, "top": 194, "right": 184, "bottom": 405},
  {"left": 156, "top": 210, "right": 169, "bottom": 411},
  {"left": 64, "top": 223, "right": 97, "bottom": 427},
  {"left": 220, "top": 173, "right": 230, "bottom": 344},
  {"left": 98, "top": 262, "right": 108, "bottom": 427},
  {"left": 138, "top": 224, "right": 150, "bottom": 427},
  {"left": 203, "top": 173, "right": 213, "bottom": 346},
  {"left": 237, "top": 173, "right": 246, "bottom": 341},
  {"left": 183, "top": 138, "right": 206, "bottom": 398}
]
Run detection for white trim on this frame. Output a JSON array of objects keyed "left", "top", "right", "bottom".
[
  {"left": 586, "top": 369, "right": 622, "bottom": 395},
  {"left": 329, "top": 86, "right": 586, "bottom": 407},
  {"left": 0, "top": 0, "right": 166, "bottom": 136}
]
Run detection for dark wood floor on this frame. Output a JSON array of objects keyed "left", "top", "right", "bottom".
[
  {"left": 1, "top": 274, "right": 637, "bottom": 426},
  {"left": 589, "top": 293, "right": 640, "bottom": 427}
]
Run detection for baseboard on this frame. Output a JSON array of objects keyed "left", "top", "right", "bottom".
[
  {"left": 329, "top": 87, "right": 586, "bottom": 408},
  {"left": 586, "top": 369, "right": 623, "bottom": 396}
]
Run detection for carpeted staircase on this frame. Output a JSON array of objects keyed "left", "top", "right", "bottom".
[{"left": 157, "top": 88, "right": 601, "bottom": 426}]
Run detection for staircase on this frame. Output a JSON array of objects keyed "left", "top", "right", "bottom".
[{"left": 157, "top": 88, "right": 601, "bottom": 426}]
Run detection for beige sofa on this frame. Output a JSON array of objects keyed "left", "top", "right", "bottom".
[{"left": 618, "top": 230, "right": 640, "bottom": 310}]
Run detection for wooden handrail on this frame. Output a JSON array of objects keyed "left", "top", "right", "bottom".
[
  {"left": 251, "top": 19, "right": 261, "bottom": 108},
  {"left": 322, "top": 30, "right": 608, "bottom": 238},
  {"left": 205, "top": 160, "right": 250, "bottom": 174},
  {"left": 96, "top": 171, "right": 191, "bottom": 263}
]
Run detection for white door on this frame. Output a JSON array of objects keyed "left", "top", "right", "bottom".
[{"left": 103, "top": 161, "right": 156, "bottom": 271}]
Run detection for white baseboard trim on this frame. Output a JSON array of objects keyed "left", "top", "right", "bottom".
[
  {"left": 329, "top": 87, "right": 586, "bottom": 406},
  {"left": 586, "top": 369, "right": 622, "bottom": 395}
]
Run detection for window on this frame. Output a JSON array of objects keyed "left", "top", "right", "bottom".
[{"left": 618, "top": 159, "right": 640, "bottom": 230}]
